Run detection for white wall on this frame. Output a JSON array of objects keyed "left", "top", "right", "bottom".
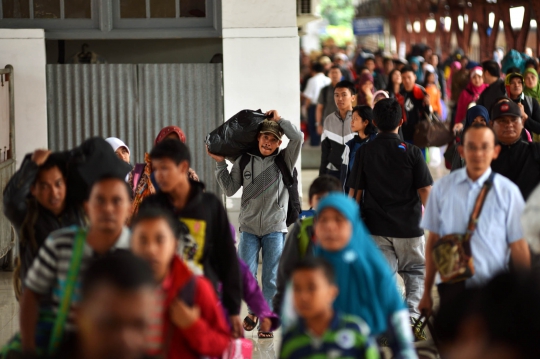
[
  {"left": 0, "top": 29, "right": 47, "bottom": 167},
  {"left": 221, "top": 0, "right": 301, "bottom": 224}
]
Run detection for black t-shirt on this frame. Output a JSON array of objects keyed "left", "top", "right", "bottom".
[
  {"left": 491, "top": 140, "right": 540, "bottom": 200},
  {"left": 347, "top": 133, "right": 433, "bottom": 237}
]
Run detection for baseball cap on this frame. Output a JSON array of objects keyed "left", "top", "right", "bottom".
[
  {"left": 505, "top": 73, "right": 524, "bottom": 86},
  {"left": 259, "top": 120, "right": 284, "bottom": 140},
  {"left": 491, "top": 100, "right": 522, "bottom": 121}
]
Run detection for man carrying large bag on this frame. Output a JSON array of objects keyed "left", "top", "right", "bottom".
[{"left": 207, "top": 110, "right": 303, "bottom": 339}]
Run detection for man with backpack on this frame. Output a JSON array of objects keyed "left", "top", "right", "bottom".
[{"left": 208, "top": 109, "right": 303, "bottom": 338}]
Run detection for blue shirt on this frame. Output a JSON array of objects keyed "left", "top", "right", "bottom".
[{"left": 421, "top": 168, "right": 525, "bottom": 287}]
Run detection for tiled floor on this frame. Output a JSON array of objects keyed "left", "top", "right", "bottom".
[{"left": 0, "top": 271, "right": 18, "bottom": 345}]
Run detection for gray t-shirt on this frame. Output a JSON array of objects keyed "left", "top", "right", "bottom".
[{"left": 317, "top": 84, "right": 337, "bottom": 124}]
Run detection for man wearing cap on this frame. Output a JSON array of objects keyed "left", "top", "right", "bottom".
[
  {"left": 505, "top": 72, "right": 540, "bottom": 138},
  {"left": 491, "top": 100, "right": 540, "bottom": 200},
  {"left": 209, "top": 110, "right": 303, "bottom": 337}
]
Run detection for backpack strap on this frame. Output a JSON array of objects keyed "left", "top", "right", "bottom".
[
  {"left": 177, "top": 276, "right": 197, "bottom": 307},
  {"left": 526, "top": 95, "right": 534, "bottom": 116},
  {"left": 274, "top": 152, "right": 293, "bottom": 187},
  {"left": 48, "top": 228, "right": 86, "bottom": 353}
]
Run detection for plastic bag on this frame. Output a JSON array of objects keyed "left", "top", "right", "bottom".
[
  {"left": 205, "top": 109, "right": 268, "bottom": 161},
  {"left": 222, "top": 338, "right": 253, "bottom": 359}
]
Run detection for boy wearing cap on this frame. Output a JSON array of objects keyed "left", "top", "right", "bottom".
[
  {"left": 208, "top": 110, "right": 303, "bottom": 338},
  {"left": 491, "top": 100, "right": 540, "bottom": 200},
  {"left": 505, "top": 72, "right": 540, "bottom": 139}
]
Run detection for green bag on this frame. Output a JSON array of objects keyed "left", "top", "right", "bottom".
[{"left": 1, "top": 229, "right": 86, "bottom": 358}]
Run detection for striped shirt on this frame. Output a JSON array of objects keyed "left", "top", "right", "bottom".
[
  {"left": 421, "top": 168, "right": 525, "bottom": 287},
  {"left": 280, "top": 313, "right": 379, "bottom": 359},
  {"left": 146, "top": 273, "right": 173, "bottom": 355},
  {"left": 24, "top": 225, "right": 131, "bottom": 331}
]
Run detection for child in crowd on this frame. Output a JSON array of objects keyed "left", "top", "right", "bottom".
[
  {"left": 313, "top": 193, "right": 416, "bottom": 358},
  {"left": 340, "top": 105, "right": 378, "bottom": 192},
  {"left": 279, "top": 258, "right": 379, "bottom": 359},
  {"left": 423, "top": 71, "right": 442, "bottom": 118},
  {"left": 130, "top": 208, "right": 231, "bottom": 359},
  {"left": 273, "top": 175, "right": 342, "bottom": 315}
]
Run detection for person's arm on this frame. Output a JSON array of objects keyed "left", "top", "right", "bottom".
[
  {"left": 20, "top": 289, "right": 40, "bottom": 352},
  {"left": 418, "top": 232, "right": 439, "bottom": 317},
  {"left": 274, "top": 112, "right": 304, "bottom": 171},
  {"left": 319, "top": 137, "right": 331, "bottom": 176},
  {"left": 21, "top": 236, "right": 59, "bottom": 352},
  {"left": 208, "top": 147, "right": 243, "bottom": 197},
  {"left": 439, "top": 71, "right": 447, "bottom": 100},
  {"left": 173, "top": 278, "right": 231, "bottom": 356},
  {"left": 523, "top": 99, "right": 540, "bottom": 135},
  {"left": 316, "top": 104, "right": 324, "bottom": 135},
  {"left": 2, "top": 152, "right": 46, "bottom": 228},
  {"left": 510, "top": 239, "right": 531, "bottom": 269},
  {"left": 417, "top": 186, "right": 431, "bottom": 206},
  {"left": 209, "top": 196, "right": 242, "bottom": 332}
]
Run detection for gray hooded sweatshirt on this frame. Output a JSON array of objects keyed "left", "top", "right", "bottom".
[{"left": 215, "top": 119, "right": 303, "bottom": 236}]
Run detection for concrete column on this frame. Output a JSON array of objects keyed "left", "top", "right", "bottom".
[
  {"left": 221, "top": 1, "right": 301, "bottom": 223},
  {"left": 0, "top": 30, "right": 47, "bottom": 167}
]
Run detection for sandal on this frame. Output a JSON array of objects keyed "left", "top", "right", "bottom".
[
  {"left": 258, "top": 331, "right": 274, "bottom": 339},
  {"left": 243, "top": 315, "right": 259, "bottom": 332}
]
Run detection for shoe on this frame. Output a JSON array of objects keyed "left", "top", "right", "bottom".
[{"left": 411, "top": 316, "right": 427, "bottom": 341}]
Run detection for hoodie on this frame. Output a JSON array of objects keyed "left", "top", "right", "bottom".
[{"left": 215, "top": 119, "right": 303, "bottom": 236}]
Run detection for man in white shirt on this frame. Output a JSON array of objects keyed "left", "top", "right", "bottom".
[{"left": 303, "top": 63, "right": 331, "bottom": 146}]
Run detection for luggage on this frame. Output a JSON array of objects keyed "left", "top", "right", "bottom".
[
  {"left": 205, "top": 109, "right": 269, "bottom": 161},
  {"left": 414, "top": 113, "right": 454, "bottom": 148}
]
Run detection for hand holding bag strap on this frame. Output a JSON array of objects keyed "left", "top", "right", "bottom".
[
  {"left": 48, "top": 228, "right": 87, "bottom": 353},
  {"left": 464, "top": 172, "right": 496, "bottom": 241}
]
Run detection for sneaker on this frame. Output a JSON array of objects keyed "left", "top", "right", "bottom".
[{"left": 411, "top": 316, "right": 427, "bottom": 341}]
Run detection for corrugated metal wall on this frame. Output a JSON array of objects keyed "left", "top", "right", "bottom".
[{"left": 46, "top": 63, "right": 223, "bottom": 195}]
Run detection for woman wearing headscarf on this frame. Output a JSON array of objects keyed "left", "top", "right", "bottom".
[
  {"left": 105, "top": 137, "right": 131, "bottom": 164},
  {"left": 450, "top": 105, "right": 490, "bottom": 171},
  {"left": 453, "top": 67, "right": 488, "bottom": 131},
  {"left": 357, "top": 72, "right": 374, "bottom": 107},
  {"left": 128, "top": 126, "right": 199, "bottom": 218},
  {"left": 313, "top": 193, "right": 416, "bottom": 358},
  {"left": 524, "top": 68, "right": 540, "bottom": 102}
]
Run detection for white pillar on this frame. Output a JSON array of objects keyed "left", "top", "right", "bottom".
[
  {"left": 0, "top": 29, "right": 47, "bottom": 167},
  {"left": 221, "top": 1, "right": 301, "bottom": 224}
]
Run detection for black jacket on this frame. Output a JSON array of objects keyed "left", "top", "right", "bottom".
[
  {"left": 477, "top": 78, "right": 506, "bottom": 113},
  {"left": 2, "top": 154, "right": 85, "bottom": 282},
  {"left": 140, "top": 180, "right": 242, "bottom": 315},
  {"left": 511, "top": 95, "right": 540, "bottom": 138}
]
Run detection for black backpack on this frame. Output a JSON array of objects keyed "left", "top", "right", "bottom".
[{"left": 239, "top": 152, "right": 301, "bottom": 227}]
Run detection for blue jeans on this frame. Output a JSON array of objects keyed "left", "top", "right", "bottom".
[{"left": 239, "top": 231, "right": 285, "bottom": 313}]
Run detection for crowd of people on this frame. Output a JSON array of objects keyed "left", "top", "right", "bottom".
[{"left": 2, "top": 43, "right": 540, "bottom": 359}]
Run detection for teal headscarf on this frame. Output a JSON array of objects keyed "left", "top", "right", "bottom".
[{"left": 314, "top": 193, "right": 406, "bottom": 335}]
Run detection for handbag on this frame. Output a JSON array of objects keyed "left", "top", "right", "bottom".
[
  {"left": 222, "top": 338, "right": 253, "bottom": 359},
  {"left": 432, "top": 172, "right": 495, "bottom": 283},
  {"left": 1, "top": 229, "right": 87, "bottom": 358},
  {"left": 413, "top": 113, "right": 454, "bottom": 148}
]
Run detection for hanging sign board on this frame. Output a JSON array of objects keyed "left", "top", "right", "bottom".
[{"left": 353, "top": 17, "right": 384, "bottom": 35}]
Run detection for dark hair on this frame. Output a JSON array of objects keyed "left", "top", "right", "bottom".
[
  {"left": 386, "top": 69, "right": 401, "bottom": 94},
  {"left": 400, "top": 65, "right": 415, "bottom": 75},
  {"left": 35, "top": 153, "right": 67, "bottom": 183},
  {"left": 364, "top": 57, "right": 375, "bottom": 65},
  {"left": 383, "top": 57, "right": 393, "bottom": 65},
  {"left": 462, "top": 123, "right": 498, "bottom": 146},
  {"left": 92, "top": 175, "right": 132, "bottom": 199},
  {"left": 423, "top": 71, "right": 436, "bottom": 87},
  {"left": 373, "top": 98, "right": 402, "bottom": 132},
  {"left": 150, "top": 138, "right": 191, "bottom": 166},
  {"left": 292, "top": 257, "right": 336, "bottom": 285},
  {"left": 81, "top": 251, "right": 155, "bottom": 299},
  {"left": 482, "top": 60, "right": 501, "bottom": 78},
  {"left": 308, "top": 175, "right": 342, "bottom": 200},
  {"left": 329, "top": 65, "right": 342, "bottom": 72},
  {"left": 334, "top": 80, "right": 356, "bottom": 96},
  {"left": 355, "top": 65, "right": 368, "bottom": 75},
  {"left": 525, "top": 58, "right": 538, "bottom": 68},
  {"left": 506, "top": 67, "right": 521, "bottom": 75},
  {"left": 312, "top": 62, "right": 324, "bottom": 73},
  {"left": 352, "top": 105, "right": 378, "bottom": 135},
  {"left": 131, "top": 206, "right": 182, "bottom": 239}
]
